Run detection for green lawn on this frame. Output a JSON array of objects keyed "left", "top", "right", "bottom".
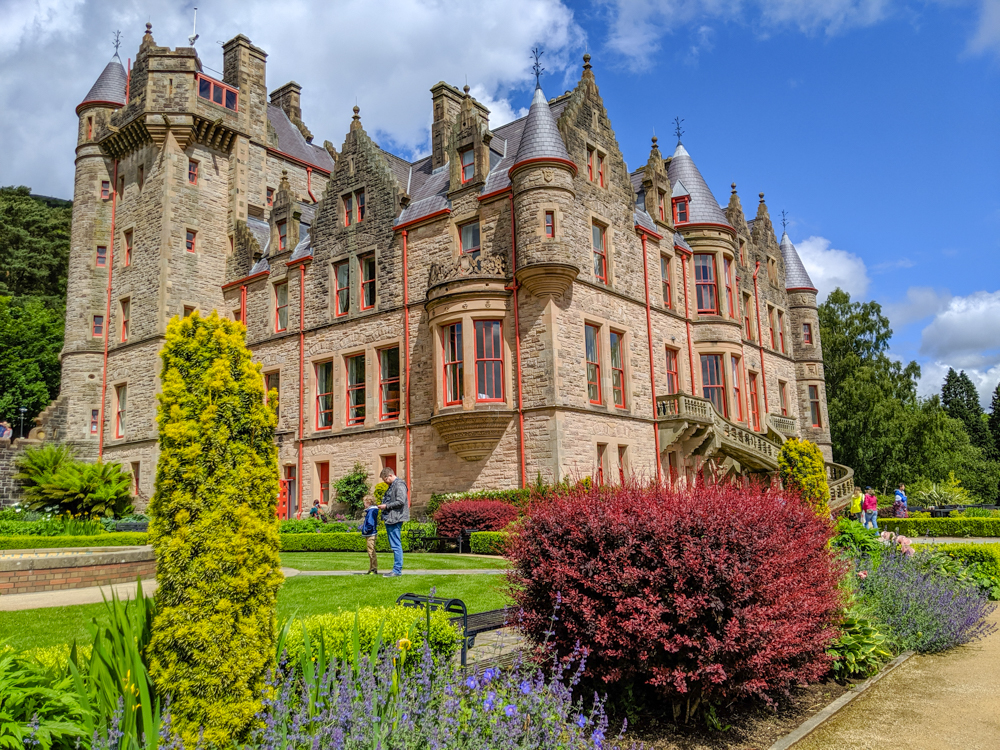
[
  {"left": 0, "top": 573, "right": 511, "bottom": 653},
  {"left": 280, "top": 552, "right": 508, "bottom": 571}
]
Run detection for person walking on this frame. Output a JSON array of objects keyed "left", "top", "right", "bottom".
[
  {"left": 894, "top": 484, "right": 908, "bottom": 510},
  {"left": 849, "top": 489, "right": 863, "bottom": 523},
  {"left": 862, "top": 487, "right": 879, "bottom": 531},
  {"left": 377, "top": 466, "right": 409, "bottom": 577},
  {"left": 0, "top": 421, "right": 12, "bottom": 440},
  {"left": 358, "top": 496, "right": 380, "bottom": 575}
]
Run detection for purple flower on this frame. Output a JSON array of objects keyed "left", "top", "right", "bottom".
[{"left": 504, "top": 704, "right": 517, "bottom": 717}]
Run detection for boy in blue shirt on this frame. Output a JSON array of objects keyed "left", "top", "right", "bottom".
[{"left": 359, "top": 496, "right": 380, "bottom": 575}]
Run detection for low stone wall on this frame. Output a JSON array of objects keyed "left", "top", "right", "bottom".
[{"left": 0, "top": 545, "right": 156, "bottom": 596}]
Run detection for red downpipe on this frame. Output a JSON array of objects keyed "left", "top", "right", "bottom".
[
  {"left": 297, "top": 264, "right": 305, "bottom": 516},
  {"left": 240, "top": 285, "right": 247, "bottom": 323},
  {"left": 507, "top": 193, "right": 527, "bottom": 489},
  {"left": 125, "top": 59, "right": 130, "bottom": 103},
  {"left": 306, "top": 167, "right": 317, "bottom": 203},
  {"left": 678, "top": 248, "right": 696, "bottom": 396},
  {"left": 97, "top": 159, "right": 119, "bottom": 460},
  {"left": 402, "top": 230, "right": 412, "bottom": 501},
  {"left": 752, "top": 261, "right": 770, "bottom": 416},
  {"left": 639, "top": 232, "right": 663, "bottom": 484}
]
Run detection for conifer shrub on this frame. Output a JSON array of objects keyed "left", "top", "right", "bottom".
[
  {"left": 147, "top": 312, "right": 283, "bottom": 745},
  {"left": 433, "top": 499, "right": 519, "bottom": 537},
  {"left": 508, "top": 481, "right": 844, "bottom": 712},
  {"left": 778, "top": 437, "right": 831, "bottom": 515}
]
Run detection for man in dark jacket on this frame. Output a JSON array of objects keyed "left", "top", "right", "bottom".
[{"left": 377, "top": 467, "right": 409, "bottom": 577}]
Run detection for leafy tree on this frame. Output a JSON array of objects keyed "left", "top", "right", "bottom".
[
  {"left": 778, "top": 438, "right": 830, "bottom": 515},
  {"left": 0, "top": 296, "right": 64, "bottom": 425},
  {"left": 942, "top": 368, "right": 994, "bottom": 457},
  {"left": 147, "top": 312, "right": 282, "bottom": 745},
  {"left": 334, "top": 461, "right": 371, "bottom": 514},
  {"left": 0, "top": 186, "right": 71, "bottom": 301},
  {"left": 988, "top": 382, "right": 1000, "bottom": 457}
]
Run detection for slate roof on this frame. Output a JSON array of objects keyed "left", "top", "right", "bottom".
[
  {"left": 267, "top": 105, "right": 335, "bottom": 172},
  {"left": 779, "top": 231, "right": 816, "bottom": 291},
  {"left": 290, "top": 224, "right": 313, "bottom": 262},
  {"left": 634, "top": 209, "right": 658, "bottom": 235},
  {"left": 673, "top": 232, "right": 694, "bottom": 254},
  {"left": 667, "top": 143, "right": 729, "bottom": 226},
  {"left": 511, "top": 86, "right": 571, "bottom": 169},
  {"left": 380, "top": 148, "right": 412, "bottom": 191},
  {"left": 395, "top": 157, "right": 450, "bottom": 226},
  {"left": 80, "top": 55, "right": 127, "bottom": 107},
  {"left": 247, "top": 216, "right": 271, "bottom": 275}
]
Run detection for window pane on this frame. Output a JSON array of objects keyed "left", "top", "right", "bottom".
[
  {"left": 474, "top": 320, "right": 502, "bottom": 401},
  {"left": 336, "top": 262, "right": 350, "bottom": 315},
  {"left": 316, "top": 362, "right": 333, "bottom": 428},
  {"left": 461, "top": 222, "right": 480, "bottom": 256},
  {"left": 348, "top": 354, "right": 366, "bottom": 424},
  {"left": 199, "top": 78, "right": 211, "bottom": 99},
  {"left": 212, "top": 83, "right": 223, "bottom": 104},
  {"left": 225, "top": 89, "right": 237, "bottom": 110},
  {"left": 586, "top": 324, "right": 600, "bottom": 403},
  {"left": 380, "top": 347, "right": 400, "bottom": 419},
  {"left": 700, "top": 354, "right": 726, "bottom": 417},
  {"left": 445, "top": 323, "right": 463, "bottom": 404}
]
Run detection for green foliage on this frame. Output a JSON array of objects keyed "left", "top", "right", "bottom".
[
  {"left": 13, "top": 444, "right": 74, "bottom": 505},
  {"left": 830, "top": 518, "right": 882, "bottom": 565},
  {"left": 0, "top": 296, "right": 65, "bottom": 427},
  {"left": 989, "top": 381, "right": 1000, "bottom": 459},
  {"left": 15, "top": 443, "right": 133, "bottom": 518},
  {"left": 778, "top": 438, "right": 830, "bottom": 514},
  {"left": 426, "top": 488, "right": 531, "bottom": 516},
  {"left": 469, "top": 531, "right": 510, "bottom": 555},
  {"left": 908, "top": 473, "right": 972, "bottom": 507},
  {"left": 333, "top": 461, "right": 370, "bottom": 513},
  {"left": 827, "top": 614, "right": 893, "bottom": 680},
  {"left": 279, "top": 531, "right": 414, "bottom": 552},
  {"left": 373, "top": 481, "right": 389, "bottom": 503},
  {"left": 942, "top": 368, "right": 995, "bottom": 457},
  {"left": 0, "top": 532, "right": 147, "bottom": 550},
  {"left": 0, "top": 187, "right": 71, "bottom": 301},
  {"left": 0, "top": 518, "right": 64, "bottom": 536},
  {"left": 148, "top": 311, "right": 282, "bottom": 745},
  {"left": 928, "top": 543, "right": 1000, "bottom": 599},
  {"left": 878, "top": 517, "right": 1000, "bottom": 537},
  {"left": 0, "top": 651, "right": 88, "bottom": 749}
]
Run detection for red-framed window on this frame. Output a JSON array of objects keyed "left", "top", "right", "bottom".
[
  {"left": 769, "top": 307, "right": 778, "bottom": 349},
  {"left": 334, "top": 261, "right": 350, "bottom": 317},
  {"left": 265, "top": 371, "right": 280, "bottom": 417},
  {"left": 544, "top": 211, "right": 555, "bottom": 238},
  {"left": 673, "top": 197, "right": 689, "bottom": 223},
  {"left": 474, "top": 320, "right": 503, "bottom": 402},
  {"left": 275, "top": 282, "right": 288, "bottom": 332},
  {"left": 316, "top": 461, "right": 330, "bottom": 504},
  {"left": 315, "top": 361, "right": 334, "bottom": 429},
  {"left": 779, "top": 381, "right": 788, "bottom": 417},
  {"left": 444, "top": 322, "right": 463, "bottom": 405},
  {"left": 284, "top": 465, "right": 297, "bottom": 516},
  {"left": 124, "top": 230, "right": 133, "bottom": 266},
  {"left": 610, "top": 330, "right": 626, "bottom": 408},
  {"left": 356, "top": 189, "right": 365, "bottom": 222},
  {"left": 592, "top": 223, "right": 607, "bottom": 284},
  {"left": 657, "top": 190, "right": 666, "bottom": 221},
  {"left": 586, "top": 324, "right": 601, "bottom": 404},
  {"left": 587, "top": 147, "right": 595, "bottom": 181},
  {"left": 96, "top": 246, "right": 107, "bottom": 267},
  {"left": 743, "top": 293, "right": 754, "bottom": 340},
  {"left": 694, "top": 254, "right": 718, "bottom": 314},
  {"left": 803, "top": 322, "right": 813, "bottom": 344},
  {"left": 277, "top": 220, "right": 287, "bottom": 252},
  {"left": 724, "top": 258, "right": 734, "bottom": 317},
  {"left": 665, "top": 347, "right": 679, "bottom": 395},
  {"left": 748, "top": 373, "right": 761, "bottom": 431},
  {"left": 660, "top": 255, "right": 671, "bottom": 307},
  {"left": 343, "top": 193, "right": 353, "bottom": 226},
  {"left": 86, "top": 117, "right": 93, "bottom": 140},
  {"left": 597, "top": 153, "right": 605, "bottom": 187},
  {"left": 184, "top": 306, "right": 195, "bottom": 317},
  {"left": 266, "top": 187, "right": 274, "bottom": 207},
  {"left": 460, "top": 220, "right": 480, "bottom": 259},
  {"left": 185, "top": 229, "right": 196, "bottom": 253},
  {"left": 120, "top": 298, "right": 130, "bottom": 342},
  {"left": 809, "top": 385, "right": 822, "bottom": 427},
  {"left": 460, "top": 148, "right": 474, "bottom": 183},
  {"left": 197, "top": 74, "right": 238, "bottom": 111},
  {"left": 114, "top": 384, "right": 127, "bottom": 438},
  {"left": 731, "top": 356, "right": 743, "bottom": 422},
  {"left": 378, "top": 346, "right": 401, "bottom": 421},
  {"left": 360, "top": 254, "right": 376, "bottom": 310},
  {"left": 346, "top": 353, "right": 366, "bottom": 426},
  {"left": 701, "top": 354, "right": 727, "bottom": 417},
  {"left": 596, "top": 442, "right": 607, "bottom": 486},
  {"left": 90, "top": 409, "right": 99, "bottom": 435},
  {"left": 101, "top": 181, "right": 110, "bottom": 200},
  {"left": 618, "top": 445, "right": 628, "bottom": 484},
  {"left": 188, "top": 160, "right": 198, "bottom": 185},
  {"left": 137, "top": 165, "right": 144, "bottom": 190},
  {"left": 92, "top": 315, "right": 104, "bottom": 337},
  {"left": 778, "top": 310, "right": 786, "bottom": 353}
]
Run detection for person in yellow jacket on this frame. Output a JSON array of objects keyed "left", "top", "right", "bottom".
[{"left": 849, "top": 489, "right": 863, "bottom": 522}]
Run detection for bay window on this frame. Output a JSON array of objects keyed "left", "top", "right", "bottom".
[
  {"left": 694, "top": 254, "right": 718, "bottom": 314},
  {"left": 474, "top": 320, "right": 503, "bottom": 402},
  {"left": 586, "top": 324, "right": 601, "bottom": 404},
  {"left": 444, "top": 323, "right": 463, "bottom": 405}
]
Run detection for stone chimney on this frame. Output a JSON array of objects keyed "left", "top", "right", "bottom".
[
  {"left": 430, "top": 82, "right": 465, "bottom": 170},
  {"left": 270, "top": 81, "right": 313, "bottom": 142},
  {"left": 222, "top": 34, "right": 268, "bottom": 142}
]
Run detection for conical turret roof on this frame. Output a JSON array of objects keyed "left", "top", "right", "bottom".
[
  {"left": 511, "top": 85, "right": 571, "bottom": 171},
  {"left": 79, "top": 55, "right": 127, "bottom": 110},
  {"left": 666, "top": 142, "right": 728, "bottom": 225},
  {"left": 779, "top": 231, "right": 817, "bottom": 292}
]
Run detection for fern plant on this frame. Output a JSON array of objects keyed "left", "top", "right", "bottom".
[{"left": 13, "top": 443, "right": 75, "bottom": 507}]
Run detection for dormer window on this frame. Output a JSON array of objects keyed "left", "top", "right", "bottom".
[
  {"left": 673, "top": 197, "right": 689, "bottom": 223},
  {"left": 460, "top": 148, "right": 474, "bottom": 183},
  {"left": 277, "top": 220, "right": 287, "bottom": 252},
  {"left": 197, "top": 74, "right": 238, "bottom": 111},
  {"left": 343, "top": 190, "right": 365, "bottom": 226},
  {"left": 460, "top": 220, "right": 480, "bottom": 259},
  {"left": 344, "top": 194, "right": 353, "bottom": 226}
]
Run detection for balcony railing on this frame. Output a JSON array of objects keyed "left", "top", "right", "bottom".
[{"left": 767, "top": 413, "right": 796, "bottom": 437}]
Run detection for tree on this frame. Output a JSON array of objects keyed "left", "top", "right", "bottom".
[
  {"left": 777, "top": 438, "right": 830, "bottom": 515},
  {"left": 0, "top": 186, "right": 71, "bottom": 301},
  {"left": 988, "top": 382, "right": 1000, "bottom": 457},
  {"left": 0, "top": 296, "right": 64, "bottom": 424},
  {"left": 942, "top": 368, "right": 994, "bottom": 457},
  {"left": 147, "top": 312, "right": 282, "bottom": 745}
]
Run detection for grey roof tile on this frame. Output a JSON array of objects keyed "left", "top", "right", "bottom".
[
  {"left": 634, "top": 210, "right": 658, "bottom": 234},
  {"left": 673, "top": 232, "right": 694, "bottom": 253},
  {"left": 511, "top": 86, "right": 571, "bottom": 168},
  {"left": 290, "top": 224, "right": 313, "bottom": 262},
  {"left": 267, "top": 105, "right": 335, "bottom": 172},
  {"left": 380, "top": 148, "right": 412, "bottom": 190},
  {"left": 779, "top": 231, "right": 816, "bottom": 291},
  {"left": 667, "top": 143, "right": 729, "bottom": 226},
  {"left": 249, "top": 257, "right": 270, "bottom": 274},
  {"left": 395, "top": 158, "right": 450, "bottom": 226},
  {"left": 81, "top": 56, "right": 127, "bottom": 107},
  {"left": 247, "top": 216, "right": 271, "bottom": 256},
  {"left": 481, "top": 94, "right": 571, "bottom": 196}
]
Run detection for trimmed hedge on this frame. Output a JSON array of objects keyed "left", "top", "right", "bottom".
[
  {"left": 427, "top": 488, "right": 530, "bottom": 516},
  {"left": 469, "top": 531, "right": 509, "bottom": 556},
  {"left": 877, "top": 517, "right": 1000, "bottom": 537},
  {"left": 932, "top": 542, "right": 1000, "bottom": 577},
  {"left": 279, "top": 531, "right": 413, "bottom": 552},
  {"left": 0, "top": 533, "right": 148, "bottom": 550}
]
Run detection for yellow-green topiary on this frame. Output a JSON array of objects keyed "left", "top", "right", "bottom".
[
  {"left": 147, "top": 312, "right": 283, "bottom": 745},
  {"left": 778, "top": 438, "right": 831, "bottom": 516}
]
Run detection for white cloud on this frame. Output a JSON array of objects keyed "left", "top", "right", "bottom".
[
  {"left": 884, "top": 286, "right": 951, "bottom": 327},
  {"left": 0, "top": 0, "right": 584, "bottom": 197},
  {"left": 968, "top": 0, "right": 1000, "bottom": 55},
  {"left": 794, "top": 235, "right": 870, "bottom": 301}
]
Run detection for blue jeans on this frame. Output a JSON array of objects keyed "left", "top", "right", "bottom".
[
  {"left": 385, "top": 522, "right": 403, "bottom": 574},
  {"left": 864, "top": 510, "right": 879, "bottom": 531}
]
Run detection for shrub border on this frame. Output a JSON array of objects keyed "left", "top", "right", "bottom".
[
  {"left": 877, "top": 517, "right": 1000, "bottom": 537},
  {"left": 0, "top": 533, "right": 149, "bottom": 550}
]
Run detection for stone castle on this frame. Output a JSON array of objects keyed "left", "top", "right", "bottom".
[{"left": 40, "top": 25, "right": 854, "bottom": 512}]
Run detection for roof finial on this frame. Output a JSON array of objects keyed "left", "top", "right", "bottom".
[
  {"left": 781, "top": 210, "right": 788, "bottom": 231},
  {"left": 352, "top": 105, "right": 360, "bottom": 122},
  {"left": 583, "top": 53, "right": 592, "bottom": 71},
  {"left": 144, "top": 22, "right": 152, "bottom": 36},
  {"left": 112, "top": 30, "right": 122, "bottom": 57},
  {"left": 531, "top": 47, "right": 545, "bottom": 89},
  {"left": 651, "top": 134, "right": 658, "bottom": 147},
  {"left": 731, "top": 182, "right": 737, "bottom": 195},
  {"left": 673, "top": 116, "right": 684, "bottom": 143},
  {"left": 463, "top": 84, "right": 470, "bottom": 96},
  {"left": 759, "top": 192, "right": 765, "bottom": 203}
]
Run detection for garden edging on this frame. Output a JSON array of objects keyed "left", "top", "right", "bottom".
[{"left": 767, "top": 650, "right": 915, "bottom": 750}]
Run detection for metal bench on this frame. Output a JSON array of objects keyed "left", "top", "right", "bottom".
[
  {"left": 406, "top": 527, "right": 460, "bottom": 553},
  {"left": 397, "top": 592, "right": 508, "bottom": 667}
]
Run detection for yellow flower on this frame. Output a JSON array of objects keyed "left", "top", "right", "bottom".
[{"left": 397, "top": 638, "right": 412, "bottom": 652}]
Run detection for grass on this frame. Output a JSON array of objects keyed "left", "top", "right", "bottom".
[
  {"left": 0, "top": 573, "right": 511, "bottom": 653},
  {"left": 281, "top": 552, "right": 508, "bottom": 571}
]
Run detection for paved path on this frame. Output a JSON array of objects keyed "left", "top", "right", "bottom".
[
  {"left": 793, "top": 610, "right": 1000, "bottom": 749},
  {"left": 292, "top": 569, "right": 506, "bottom": 577},
  {"left": 909, "top": 537, "right": 998, "bottom": 544}
]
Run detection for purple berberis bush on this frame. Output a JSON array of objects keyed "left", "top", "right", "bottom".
[{"left": 858, "top": 551, "right": 997, "bottom": 653}]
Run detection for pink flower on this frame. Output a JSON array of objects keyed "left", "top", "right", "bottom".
[{"left": 857, "top": 570, "right": 868, "bottom": 579}]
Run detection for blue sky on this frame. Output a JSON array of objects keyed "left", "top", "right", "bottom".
[{"left": 1, "top": 0, "right": 997, "bottom": 399}]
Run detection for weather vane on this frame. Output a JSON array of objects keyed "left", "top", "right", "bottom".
[
  {"left": 781, "top": 210, "right": 788, "bottom": 231},
  {"left": 531, "top": 47, "right": 545, "bottom": 88},
  {"left": 673, "top": 116, "right": 685, "bottom": 142},
  {"left": 112, "top": 30, "right": 122, "bottom": 56}
]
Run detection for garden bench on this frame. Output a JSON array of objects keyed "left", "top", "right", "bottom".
[
  {"left": 396, "top": 592, "right": 508, "bottom": 667},
  {"left": 406, "top": 527, "right": 459, "bottom": 553},
  {"left": 115, "top": 522, "right": 149, "bottom": 533}
]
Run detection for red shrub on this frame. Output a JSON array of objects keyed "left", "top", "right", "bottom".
[
  {"left": 433, "top": 500, "right": 519, "bottom": 537},
  {"left": 507, "top": 481, "right": 845, "bottom": 707}
]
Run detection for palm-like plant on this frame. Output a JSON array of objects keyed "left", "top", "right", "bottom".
[
  {"left": 33, "top": 462, "right": 133, "bottom": 518},
  {"left": 13, "top": 443, "right": 75, "bottom": 507}
]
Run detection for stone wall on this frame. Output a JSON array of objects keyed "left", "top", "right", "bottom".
[
  {"left": 0, "top": 546, "right": 156, "bottom": 595},
  {"left": 0, "top": 439, "right": 28, "bottom": 506}
]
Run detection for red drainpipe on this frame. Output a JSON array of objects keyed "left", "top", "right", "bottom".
[
  {"left": 97, "top": 159, "right": 119, "bottom": 460},
  {"left": 678, "top": 248, "right": 696, "bottom": 396},
  {"left": 639, "top": 231, "right": 663, "bottom": 484},
  {"left": 306, "top": 167, "right": 317, "bottom": 203},
  {"left": 752, "top": 261, "right": 770, "bottom": 417},
  {"left": 402, "top": 230, "right": 412, "bottom": 501},
  {"left": 506, "top": 192, "right": 527, "bottom": 489},
  {"left": 297, "top": 264, "right": 305, "bottom": 514}
]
